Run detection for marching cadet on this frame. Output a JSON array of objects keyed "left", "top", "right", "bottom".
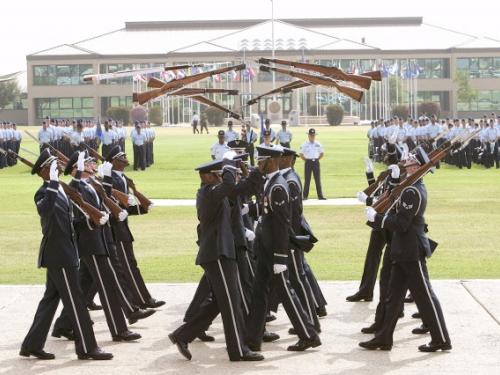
[
  {"left": 20, "top": 150, "right": 113, "bottom": 360},
  {"left": 245, "top": 145, "right": 321, "bottom": 352},
  {"left": 300, "top": 128, "right": 326, "bottom": 200},
  {"left": 169, "top": 157, "right": 264, "bottom": 362},
  {"left": 38, "top": 121, "right": 52, "bottom": 153},
  {"left": 244, "top": 122, "right": 258, "bottom": 166},
  {"left": 210, "top": 130, "right": 230, "bottom": 160},
  {"left": 276, "top": 120, "right": 292, "bottom": 148},
  {"left": 224, "top": 120, "right": 239, "bottom": 143},
  {"left": 360, "top": 148, "right": 452, "bottom": 353},
  {"left": 131, "top": 122, "right": 146, "bottom": 171},
  {"left": 104, "top": 146, "right": 165, "bottom": 310},
  {"left": 52, "top": 151, "right": 142, "bottom": 343},
  {"left": 277, "top": 146, "right": 321, "bottom": 333}
]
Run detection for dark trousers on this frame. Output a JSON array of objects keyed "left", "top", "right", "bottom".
[
  {"left": 102, "top": 144, "right": 113, "bottom": 160},
  {"left": 375, "top": 259, "right": 450, "bottom": 346},
  {"left": 200, "top": 122, "right": 209, "bottom": 134},
  {"left": 79, "top": 261, "right": 98, "bottom": 305},
  {"left": 116, "top": 241, "right": 152, "bottom": 308},
  {"left": 303, "top": 159, "right": 324, "bottom": 199},
  {"left": 54, "top": 255, "right": 128, "bottom": 337},
  {"left": 235, "top": 247, "right": 255, "bottom": 315},
  {"left": 246, "top": 252, "right": 317, "bottom": 346},
  {"left": 280, "top": 142, "right": 291, "bottom": 148},
  {"left": 174, "top": 258, "right": 249, "bottom": 361},
  {"left": 357, "top": 229, "right": 387, "bottom": 297},
  {"left": 192, "top": 122, "right": 199, "bottom": 134},
  {"left": 183, "top": 274, "right": 212, "bottom": 323},
  {"left": 22, "top": 267, "right": 97, "bottom": 356},
  {"left": 303, "top": 258, "right": 327, "bottom": 310},
  {"left": 133, "top": 145, "right": 146, "bottom": 170},
  {"left": 373, "top": 243, "right": 394, "bottom": 329},
  {"left": 247, "top": 144, "right": 255, "bottom": 166},
  {"left": 288, "top": 249, "right": 320, "bottom": 330}
]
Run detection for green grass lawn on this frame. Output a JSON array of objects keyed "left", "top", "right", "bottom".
[{"left": 1, "top": 125, "right": 499, "bottom": 284}]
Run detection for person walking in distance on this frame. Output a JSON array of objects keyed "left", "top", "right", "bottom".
[{"left": 300, "top": 129, "right": 326, "bottom": 200}]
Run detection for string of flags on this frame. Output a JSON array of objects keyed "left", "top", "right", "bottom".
[{"left": 133, "top": 66, "right": 257, "bottom": 82}]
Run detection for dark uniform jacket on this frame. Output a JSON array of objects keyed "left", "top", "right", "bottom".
[
  {"left": 103, "top": 171, "right": 143, "bottom": 242},
  {"left": 70, "top": 173, "right": 109, "bottom": 257},
  {"left": 259, "top": 172, "right": 291, "bottom": 265},
  {"left": 372, "top": 179, "right": 432, "bottom": 262},
  {"left": 35, "top": 180, "right": 79, "bottom": 268},
  {"left": 195, "top": 167, "right": 238, "bottom": 265}
]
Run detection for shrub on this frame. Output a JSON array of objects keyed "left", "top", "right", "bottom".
[
  {"left": 418, "top": 102, "right": 440, "bottom": 118},
  {"left": 204, "top": 107, "right": 225, "bottom": 126},
  {"left": 308, "top": 104, "right": 323, "bottom": 116},
  {"left": 392, "top": 105, "right": 409, "bottom": 119},
  {"left": 106, "top": 106, "right": 130, "bottom": 124},
  {"left": 149, "top": 106, "right": 163, "bottom": 125},
  {"left": 325, "top": 104, "right": 344, "bottom": 125}
]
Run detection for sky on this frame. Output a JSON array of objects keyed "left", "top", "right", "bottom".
[{"left": 1, "top": 0, "right": 499, "bottom": 74}]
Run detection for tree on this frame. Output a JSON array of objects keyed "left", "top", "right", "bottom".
[
  {"left": 0, "top": 80, "right": 21, "bottom": 109},
  {"left": 204, "top": 107, "right": 225, "bottom": 126},
  {"left": 454, "top": 70, "right": 477, "bottom": 112},
  {"left": 392, "top": 105, "right": 409, "bottom": 119},
  {"left": 325, "top": 104, "right": 344, "bottom": 125},
  {"left": 106, "top": 106, "right": 130, "bottom": 124},
  {"left": 149, "top": 106, "right": 163, "bottom": 125}
]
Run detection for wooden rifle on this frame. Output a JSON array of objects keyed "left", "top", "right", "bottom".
[
  {"left": 259, "top": 65, "right": 364, "bottom": 102},
  {"left": 258, "top": 57, "right": 377, "bottom": 90},
  {"left": 4, "top": 148, "right": 105, "bottom": 226},
  {"left": 247, "top": 81, "right": 309, "bottom": 105},
  {"left": 134, "top": 64, "right": 246, "bottom": 104}
]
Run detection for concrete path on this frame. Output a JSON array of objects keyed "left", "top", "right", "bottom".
[
  {"left": 151, "top": 198, "right": 362, "bottom": 207},
  {"left": 1, "top": 280, "right": 499, "bottom": 374}
]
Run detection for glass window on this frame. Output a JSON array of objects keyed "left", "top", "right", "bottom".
[
  {"left": 33, "top": 64, "right": 92, "bottom": 85},
  {"left": 35, "top": 97, "right": 94, "bottom": 120},
  {"left": 457, "top": 58, "right": 469, "bottom": 71}
]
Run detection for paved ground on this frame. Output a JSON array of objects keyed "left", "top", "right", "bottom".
[
  {"left": 1, "top": 280, "right": 499, "bottom": 375},
  {"left": 151, "top": 198, "right": 362, "bottom": 207}
]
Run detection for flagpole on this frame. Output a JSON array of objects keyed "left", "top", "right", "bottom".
[{"left": 271, "top": 0, "right": 276, "bottom": 99}]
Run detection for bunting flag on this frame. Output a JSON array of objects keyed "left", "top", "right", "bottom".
[
  {"left": 133, "top": 74, "right": 147, "bottom": 82},
  {"left": 175, "top": 70, "right": 186, "bottom": 79},
  {"left": 95, "top": 120, "right": 103, "bottom": 141}
]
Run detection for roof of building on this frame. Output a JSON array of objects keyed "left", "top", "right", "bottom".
[{"left": 28, "top": 17, "right": 500, "bottom": 59}]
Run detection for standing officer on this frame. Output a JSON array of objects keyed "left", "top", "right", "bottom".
[
  {"left": 101, "top": 121, "right": 115, "bottom": 160},
  {"left": 360, "top": 150, "right": 452, "bottom": 353},
  {"left": 244, "top": 122, "right": 258, "bottom": 166},
  {"left": 245, "top": 145, "right": 321, "bottom": 352},
  {"left": 169, "top": 158, "right": 264, "bottom": 362},
  {"left": 225, "top": 120, "right": 239, "bottom": 143},
  {"left": 38, "top": 121, "right": 52, "bottom": 153},
  {"left": 276, "top": 120, "right": 292, "bottom": 148},
  {"left": 300, "top": 129, "right": 326, "bottom": 200},
  {"left": 211, "top": 130, "right": 230, "bottom": 160},
  {"left": 20, "top": 150, "right": 112, "bottom": 360},
  {"left": 260, "top": 119, "right": 276, "bottom": 144},
  {"left": 131, "top": 123, "right": 146, "bottom": 171}
]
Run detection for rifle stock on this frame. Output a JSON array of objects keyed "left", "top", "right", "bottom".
[
  {"left": 89, "top": 179, "right": 123, "bottom": 219},
  {"left": 59, "top": 181, "right": 105, "bottom": 226},
  {"left": 361, "top": 70, "right": 382, "bottom": 81},
  {"left": 123, "top": 176, "right": 152, "bottom": 211},
  {"left": 191, "top": 95, "right": 241, "bottom": 120}
]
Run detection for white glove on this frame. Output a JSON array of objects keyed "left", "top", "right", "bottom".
[
  {"left": 402, "top": 143, "right": 410, "bottom": 160},
  {"left": 245, "top": 228, "right": 255, "bottom": 241},
  {"left": 365, "top": 207, "right": 377, "bottom": 222},
  {"left": 241, "top": 203, "right": 249, "bottom": 215},
  {"left": 128, "top": 195, "right": 138, "bottom": 206},
  {"left": 49, "top": 160, "right": 59, "bottom": 181},
  {"left": 148, "top": 203, "right": 154, "bottom": 211},
  {"left": 357, "top": 191, "right": 368, "bottom": 203},
  {"left": 96, "top": 164, "right": 104, "bottom": 178},
  {"left": 99, "top": 212, "right": 110, "bottom": 225},
  {"left": 273, "top": 264, "right": 287, "bottom": 274},
  {"left": 388, "top": 164, "right": 400, "bottom": 179},
  {"left": 222, "top": 150, "right": 237, "bottom": 160},
  {"left": 77, "top": 151, "right": 85, "bottom": 172},
  {"left": 388, "top": 132, "right": 398, "bottom": 145},
  {"left": 364, "top": 157, "right": 373, "bottom": 173},
  {"left": 118, "top": 210, "right": 128, "bottom": 222},
  {"left": 102, "top": 161, "right": 113, "bottom": 177}
]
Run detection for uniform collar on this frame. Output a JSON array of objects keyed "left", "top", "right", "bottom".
[
  {"left": 280, "top": 167, "right": 291, "bottom": 175},
  {"left": 266, "top": 170, "right": 280, "bottom": 180}
]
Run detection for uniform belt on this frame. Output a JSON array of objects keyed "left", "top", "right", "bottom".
[{"left": 308, "top": 158, "right": 317, "bottom": 162}]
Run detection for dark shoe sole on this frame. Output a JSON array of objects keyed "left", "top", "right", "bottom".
[
  {"left": 346, "top": 296, "right": 373, "bottom": 302},
  {"left": 359, "top": 343, "right": 392, "bottom": 351},
  {"left": 418, "top": 343, "right": 452, "bottom": 352},
  {"left": 112, "top": 335, "right": 141, "bottom": 342},
  {"left": 168, "top": 333, "right": 192, "bottom": 360},
  {"left": 77, "top": 354, "right": 113, "bottom": 360},
  {"left": 19, "top": 349, "right": 55, "bottom": 360}
]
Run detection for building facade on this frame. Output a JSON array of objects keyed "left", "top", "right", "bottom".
[{"left": 26, "top": 17, "right": 500, "bottom": 125}]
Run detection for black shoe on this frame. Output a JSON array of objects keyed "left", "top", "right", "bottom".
[
  {"left": 287, "top": 336, "right": 322, "bottom": 351},
  {"left": 78, "top": 347, "right": 113, "bottom": 360},
  {"left": 112, "top": 330, "right": 141, "bottom": 342},
  {"left": 128, "top": 308, "right": 156, "bottom": 325},
  {"left": 399, "top": 310, "right": 405, "bottom": 318},
  {"left": 196, "top": 332, "right": 215, "bottom": 342},
  {"left": 51, "top": 328, "right": 75, "bottom": 341},
  {"left": 87, "top": 301, "right": 103, "bottom": 311},
  {"left": 169, "top": 333, "right": 192, "bottom": 360},
  {"left": 361, "top": 324, "right": 378, "bottom": 334},
  {"left": 346, "top": 293, "right": 373, "bottom": 302},
  {"left": 263, "top": 331, "right": 280, "bottom": 342},
  {"left": 418, "top": 342, "right": 452, "bottom": 352},
  {"left": 303, "top": 197, "right": 308, "bottom": 201},
  {"left": 317, "top": 306, "right": 327, "bottom": 317},
  {"left": 19, "top": 348, "right": 55, "bottom": 360},
  {"left": 265, "top": 313, "right": 277, "bottom": 322},
  {"left": 288, "top": 327, "right": 297, "bottom": 335},
  {"left": 144, "top": 298, "right": 166, "bottom": 309},
  {"left": 318, "top": 197, "right": 327, "bottom": 200},
  {"left": 412, "top": 324, "right": 429, "bottom": 335},
  {"left": 412, "top": 312, "right": 421, "bottom": 319},
  {"left": 246, "top": 342, "right": 261, "bottom": 352},
  {"left": 359, "top": 339, "right": 392, "bottom": 351},
  {"left": 231, "top": 351, "right": 265, "bottom": 361}
]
